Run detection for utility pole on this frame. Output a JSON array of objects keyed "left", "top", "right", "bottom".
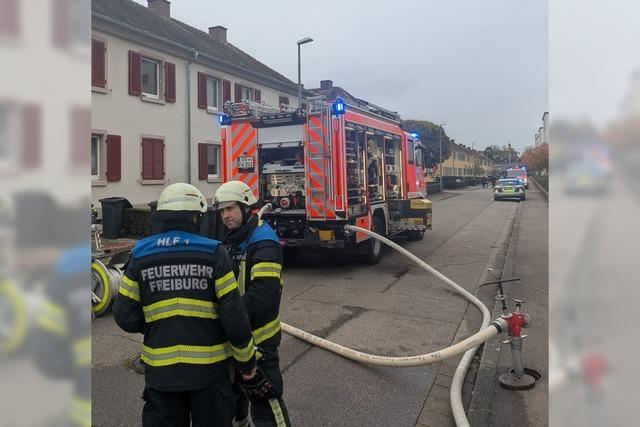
[
  {"left": 297, "top": 37, "right": 314, "bottom": 108},
  {"left": 508, "top": 141, "right": 512, "bottom": 165}
]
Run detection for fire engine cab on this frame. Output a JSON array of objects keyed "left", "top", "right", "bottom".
[{"left": 220, "top": 96, "right": 432, "bottom": 264}]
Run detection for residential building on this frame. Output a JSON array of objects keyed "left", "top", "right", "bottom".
[
  {"left": 440, "top": 141, "right": 493, "bottom": 178},
  {"left": 536, "top": 111, "right": 549, "bottom": 146},
  {"left": 91, "top": 0, "right": 304, "bottom": 206}
]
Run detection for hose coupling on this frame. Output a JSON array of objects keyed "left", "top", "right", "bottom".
[{"left": 492, "top": 317, "right": 509, "bottom": 334}]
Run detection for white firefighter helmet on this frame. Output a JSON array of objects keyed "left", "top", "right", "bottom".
[
  {"left": 214, "top": 181, "right": 258, "bottom": 210},
  {"left": 157, "top": 183, "right": 208, "bottom": 213}
]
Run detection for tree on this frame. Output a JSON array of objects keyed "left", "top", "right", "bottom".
[
  {"left": 401, "top": 120, "right": 452, "bottom": 169},
  {"left": 521, "top": 143, "right": 548, "bottom": 175},
  {"left": 483, "top": 145, "right": 521, "bottom": 164}
]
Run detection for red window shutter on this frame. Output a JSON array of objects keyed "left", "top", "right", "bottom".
[
  {"left": 128, "top": 51, "right": 142, "bottom": 96},
  {"left": 197, "top": 72, "right": 207, "bottom": 109},
  {"left": 21, "top": 104, "right": 41, "bottom": 169},
  {"left": 222, "top": 80, "right": 231, "bottom": 104},
  {"left": 0, "top": 0, "right": 19, "bottom": 36},
  {"left": 91, "top": 39, "right": 106, "bottom": 88},
  {"left": 198, "top": 143, "right": 208, "bottom": 180},
  {"left": 164, "top": 62, "right": 176, "bottom": 103},
  {"left": 52, "top": 0, "right": 69, "bottom": 47},
  {"left": 142, "top": 138, "right": 164, "bottom": 180},
  {"left": 254, "top": 89, "right": 261, "bottom": 103},
  {"left": 279, "top": 96, "right": 289, "bottom": 106},
  {"left": 71, "top": 107, "right": 91, "bottom": 166},
  {"left": 106, "top": 134, "right": 122, "bottom": 182},
  {"left": 234, "top": 83, "right": 242, "bottom": 102},
  {"left": 141, "top": 138, "right": 153, "bottom": 179},
  {"left": 153, "top": 139, "right": 165, "bottom": 179}
]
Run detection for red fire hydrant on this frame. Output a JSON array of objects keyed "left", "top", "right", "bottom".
[{"left": 498, "top": 299, "right": 536, "bottom": 390}]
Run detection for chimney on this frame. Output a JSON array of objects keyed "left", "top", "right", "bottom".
[
  {"left": 320, "top": 80, "right": 333, "bottom": 90},
  {"left": 209, "top": 26, "right": 228, "bottom": 43},
  {"left": 148, "top": 0, "right": 170, "bottom": 19}
]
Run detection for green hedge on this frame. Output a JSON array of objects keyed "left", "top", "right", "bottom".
[
  {"left": 122, "top": 208, "right": 153, "bottom": 239},
  {"left": 534, "top": 174, "right": 548, "bottom": 192}
]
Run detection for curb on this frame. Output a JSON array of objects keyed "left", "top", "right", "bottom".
[
  {"left": 466, "top": 201, "right": 523, "bottom": 425},
  {"left": 530, "top": 177, "right": 548, "bottom": 201},
  {"left": 415, "top": 201, "right": 519, "bottom": 426}
]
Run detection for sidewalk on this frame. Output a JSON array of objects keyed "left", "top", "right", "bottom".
[{"left": 467, "top": 184, "right": 549, "bottom": 426}]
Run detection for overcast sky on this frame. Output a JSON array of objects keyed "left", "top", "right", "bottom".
[{"left": 133, "top": 0, "right": 548, "bottom": 152}]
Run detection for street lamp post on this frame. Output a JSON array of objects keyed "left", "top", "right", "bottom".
[
  {"left": 438, "top": 123, "right": 446, "bottom": 193},
  {"left": 297, "top": 37, "right": 314, "bottom": 108}
]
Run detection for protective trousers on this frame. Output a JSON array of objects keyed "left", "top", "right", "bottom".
[
  {"left": 234, "top": 346, "right": 291, "bottom": 427},
  {"left": 142, "top": 381, "right": 235, "bottom": 427}
]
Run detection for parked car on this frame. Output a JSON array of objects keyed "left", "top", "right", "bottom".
[{"left": 493, "top": 178, "right": 525, "bottom": 201}]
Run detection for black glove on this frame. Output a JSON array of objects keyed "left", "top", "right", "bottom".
[{"left": 240, "top": 367, "right": 278, "bottom": 400}]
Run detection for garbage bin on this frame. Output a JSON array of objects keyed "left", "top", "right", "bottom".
[
  {"left": 148, "top": 201, "right": 162, "bottom": 235},
  {"left": 99, "top": 197, "right": 132, "bottom": 239}
]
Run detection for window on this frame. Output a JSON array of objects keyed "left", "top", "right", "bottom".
[
  {"left": 207, "top": 77, "right": 219, "bottom": 110},
  {"left": 207, "top": 145, "right": 219, "bottom": 177},
  {"left": 198, "top": 143, "right": 220, "bottom": 181},
  {"left": 141, "top": 137, "right": 165, "bottom": 182},
  {"left": 407, "top": 139, "right": 415, "bottom": 163},
  {"left": 141, "top": 58, "right": 159, "bottom": 98},
  {"left": 242, "top": 86, "right": 253, "bottom": 101},
  {"left": 199, "top": 73, "right": 226, "bottom": 111},
  {"left": 91, "top": 135, "right": 100, "bottom": 178},
  {"left": 415, "top": 148, "right": 423, "bottom": 168}
]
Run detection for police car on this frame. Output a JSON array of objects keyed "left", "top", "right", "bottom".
[{"left": 493, "top": 178, "right": 526, "bottom": 201}]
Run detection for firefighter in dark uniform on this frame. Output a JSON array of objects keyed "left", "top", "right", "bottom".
[
  {"left": 113, "top": 183, "right": 257, "bottom": 427},
  {"left": 32, "top": 244, "right": 91, "bottom": 427},
  {"left": 214, "top": 181, "right": 291, "bottom": 427}
]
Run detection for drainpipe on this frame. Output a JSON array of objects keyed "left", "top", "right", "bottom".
[{"left": 186, "top": 51, "right": 199, "bottom": 183}]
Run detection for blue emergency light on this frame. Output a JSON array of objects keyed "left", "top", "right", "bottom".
[
  {"left": 219, "top": 114, "right": 231, "bottom": 125},
  {"left": 332, "top": 97, "right": 346, "bottom": 116},
  {"left": 410, "top": 132, "right": 419, "bottom": 139}
]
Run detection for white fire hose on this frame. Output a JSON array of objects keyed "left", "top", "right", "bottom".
[{"left": 259, "top": 204, "right": 504, "bottom": 426}]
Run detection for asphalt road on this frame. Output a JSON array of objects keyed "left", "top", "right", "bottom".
[{"left": 92, "top": 187, "right": 527, "bottom": 426}]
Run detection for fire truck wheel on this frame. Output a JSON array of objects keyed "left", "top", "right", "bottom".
[
  {"left": 406, "top": 230, "right": 424, "bottom": 241},
  {"left": 363, "top": 216, "right": 385, "bottom": 265}
]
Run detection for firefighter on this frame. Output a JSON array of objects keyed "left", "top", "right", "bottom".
[
  {"left": 113, "top": 183, "right": 257, "bottom": 427},
  {"left": 32, "top": 244, "right": 91, "bottom": 427},
  {"left": 214, "top": 180, "right": 291, "bottom": 427}
]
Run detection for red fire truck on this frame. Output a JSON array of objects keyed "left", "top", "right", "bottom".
[{"left": 220, "top": 96, "right": 432, "bottom": 264}]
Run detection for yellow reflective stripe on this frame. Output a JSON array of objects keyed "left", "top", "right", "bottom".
[
  {"left": 239, "top": 260, "right": 247, "bottom": 295},
  {"left": 250, "top": 262, "right": 282, "bottom": 281},
  {"left": 69, "top": 397, "right": 91, "bottom": 427},
  {"left": 230, "top": 337, "right": 255, "bottom": 363},
  {"left": 141, "top": 343, "right": 230, "bottom": 367},
  {"left": 253, "top": 316, "right": 281, "bottom": 345},
  {"left": 268, "top": 398, "right": 287, "bottom": 427},
  {"left": 142, "top": 297, "right": 218, "bottom": 323},
  {"left": 0, "top": 281, "right": 27, "bottom": 352},
  {"left": 72, "top": 336, "right": 91, "bottom": 367},
  {"left": 119, "top": 276, "right": 140, "bottom": 302},
  {"left": 215, "top": 271, "right": 238, "bottom": 298},
  {"left": 36, "top": 299, "right": 67, "bottom": 336}
]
